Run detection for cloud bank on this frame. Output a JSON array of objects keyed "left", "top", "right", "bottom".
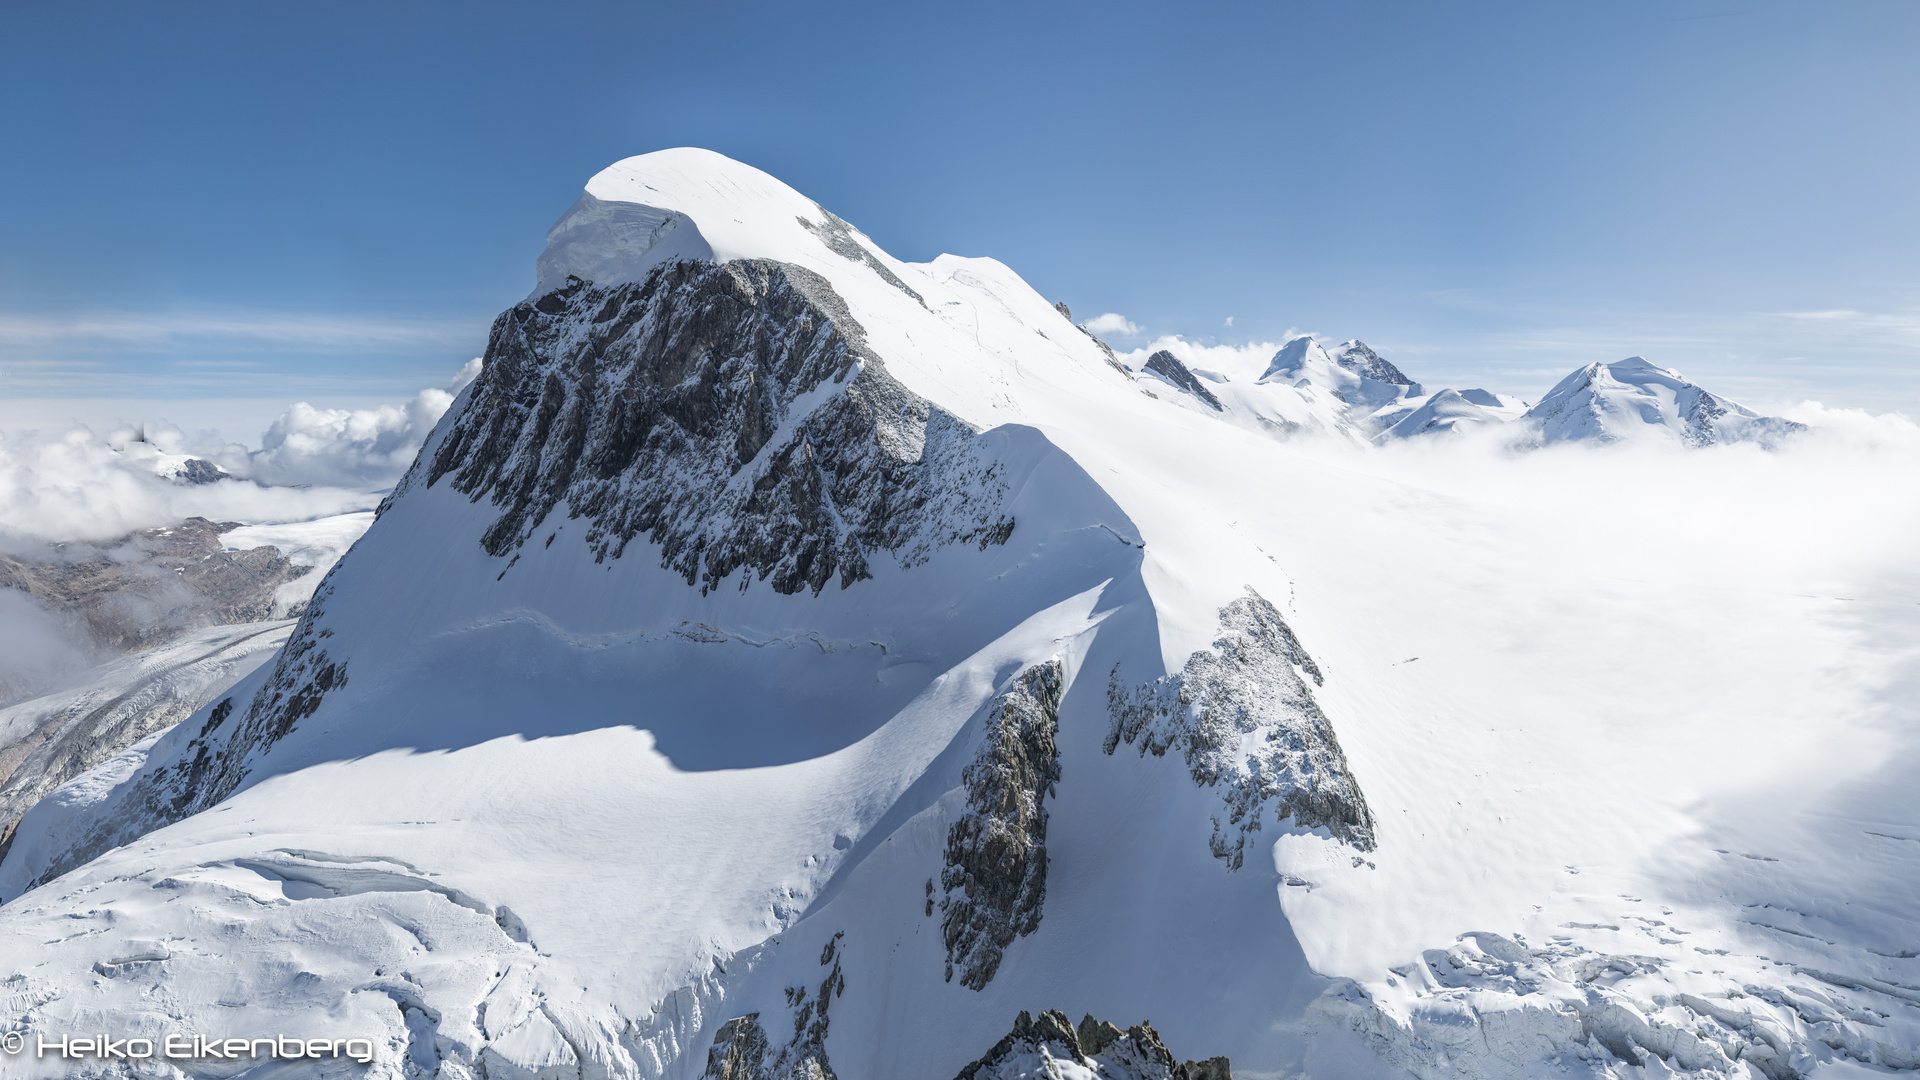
[
  {"left": 0, "top": 359, "right": 480, "bottom": 545},
  {"left": 233, "top": 358, "right": 481, "bottom": 487}
]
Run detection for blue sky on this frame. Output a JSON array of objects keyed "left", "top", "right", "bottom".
[{"left": 3, "top": 0, "right": 1917, "bottom": 434}]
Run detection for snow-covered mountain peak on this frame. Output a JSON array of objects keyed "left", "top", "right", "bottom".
[
  {"left": 1327, "top": 339, "right": 1413, "bottom": 387},
  {"left": 1374, "top": 387, "right": 1530, "bottom": 440},
  {"left": 533, "top": 147, "right": 917, "bottom": 306},
  {"left": 2, "top": 149, "right": 1909, "bottom": 1080},
  {"left": 1522, "top": 355, "right": 1805, "bottom": 448},
  {"left": 1257, "top": 335, "right": 1421, "bottom": 424},
  {"left": 1258, "top": 335, "right": 1332, "bottom": 384}
]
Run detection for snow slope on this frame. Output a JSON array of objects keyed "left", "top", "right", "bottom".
[
  {"left": 220, "top": 509, "right": 376, "bottom": 616},
  {"left": 0, "top": 619, "right": 294, "bottom": 877},
  {"left": 1521, "top": 357, "right": 1805, "bottom": 448},
  {"left": 1375, "top": 387, "right": 1530, "bottom": 441},
  {"left": 0, "top": 148, "right": 1913, "bottom": 1080}
]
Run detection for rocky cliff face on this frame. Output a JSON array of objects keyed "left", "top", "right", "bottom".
[
  {"left": 1106, "top": 590, "right": 1375, "bottom": 867},
  {"left": 1142, "top": 350, "right": 1222, "bottom": 411},
  {"left": 415, "top": 259, "right": 1014, "bottom": 596},
  {"left": 702, "top": 932, "right": 847, "bottom": 1080},
  {"left": 1328, "top": 340, "right": 1413, "bottom": 387},
  {"left": 951, "top": 1009, "right": 1233, "bottom": 1080},
  {"left": 6, "top": 254, "right": 1023, "bottom": 893},
  {"left": 0, "top": 516, "right": 306, "bottom": 692},
  {"left": 937, "top": 661, "right": 1065, "bottom": 990}
]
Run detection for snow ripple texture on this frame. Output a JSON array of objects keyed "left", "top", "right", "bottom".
[
  {"left": 1316, "top": 926, "right": 1920, "bottom": 1080},
  {"left": 420, "top": 258, "right": 1015, "bottom": 596},
  {"left": 1105, "top": 589, "right": 1376, "bottom": 867},
  {"left": 938, "top": 660, "right": 1065, "bottom": 990}
]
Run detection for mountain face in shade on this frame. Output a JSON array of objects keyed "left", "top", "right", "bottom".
[{"left": 0, "top": 149, "right": 1907, "bottom": 1080}]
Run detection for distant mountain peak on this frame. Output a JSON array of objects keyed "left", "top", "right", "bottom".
[
  {"left": 1522, "top": 356, "right": 1804, "bottom": 449},
  {"left": 1144, "top": 350, "right": 1223, "bottom": 410},
  {"left": 1329, "top": 339, "right": 1413, "bottom": 387}
]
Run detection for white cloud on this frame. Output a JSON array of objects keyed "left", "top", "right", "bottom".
[
  {"left": 0, "top": 359, "right": 482, "bottom": 545},
  {"left": 0, "top": 590, "right": 98, "bottom": 704},
  {"left": 1224, "top": 316, "right": 1234, "bottom": 328},
  {"left": 1114, "top": 334, "right": 1287, "bottom": 380},
  {"left": 1084, "top": 312, "right": 1143, "bottom": 337},
  {"left": 227, "top": 359, "right": 482, "bottom": 488}
]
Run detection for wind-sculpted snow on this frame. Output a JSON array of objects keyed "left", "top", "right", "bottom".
[
  {"left": 3, "top": 148, "right": 1915, "bottom": 1080},
  {"left": 937, "top": 660, "right": 1064, "bottom": 990},
  {"left": 420, "top": 259, "right": 1013, "bottom": 595},
  {"left": 1106, "top": 590, "right": 1375, "bottom": 867}
]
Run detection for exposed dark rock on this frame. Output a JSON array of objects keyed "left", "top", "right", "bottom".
[
  {"left": 953, "top": 1009, "right": 1232, "bottom": 1080},
  {"left": 1106, "top": 589, "right": 1374, "bottom": 868},
  {"left": 1053, "top": 300, "right": 1073, "bottom": 322},
  {"left": 1077, "top": 324, "right": 1133, "bottom": 377},
  {"left": 1680, "top": 389, "right": 1806, "bottom": 449},
  {"left": 702, "top": 931, "right": 846, "bottom": 1080},
  {"left": 0, "top": 516, "right": 308, "bottom": 667},
  {"left": 414, "top": 258, "right": 1014, "bottom": 596},
  {"left": 1143, "top": 351, "right": 1223, "bottom": 411},
  {"left": 938, "top": 661, "right": 1064, "bottom": 990},
  {"left": 796, "top": 208, "right": 925, "bottom": 308},
  {"left": 704, "top": 1015, "right": 774, "bottom": 1080},
  {"left": 1330, "top": 340, "right": 1413, "bottom": 387},
  {"left": 25, "top": 255, "right": 1024, "bottom": 900},
  {"left": 1079, "top": 1014, "right": 1126, "bottom": 1055},
  {"left": 174, "top": 458, "right": 229, "bottom": 485}
]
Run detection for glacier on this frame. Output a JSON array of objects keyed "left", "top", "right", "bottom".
[{"left": 0, "top": 148, "right": 1913, "bottom": 1080}]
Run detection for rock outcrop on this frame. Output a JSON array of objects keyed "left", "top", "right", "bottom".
[
  {"left": 417, "top": 260, "right": 1015, "bottom": 596},
  {"left": 20, "top": 253, "right": 1027, "bottom": 890},
  {"left": 1143, "top": 350, "right": 1223, "bottom": 411},
  {"left": 703, "top": 932, "right": 846, "bottom": 1080},
  {"left": 1106, "top": 589, "right": 1374, "bottom": 867},
  {"left": 0, "top": 516, "right": 307, "bottom": 681},
  {"left": 937, "top": 661, "right": 1065, "bottom": 989},
  {"left": 953, "top": 1009, "right": 1233, "bottom": 1080},
  {"left": 1327, "top": 340, "right": 1413, "bottom": 387}
]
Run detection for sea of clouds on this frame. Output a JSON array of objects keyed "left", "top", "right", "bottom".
[
  {"left": 0, "top": 360, "right": 479, "bottom": 546},
  {"left": 0, "top": 359, "right": 480, "bottom": 698},
  {"left": 2, "top": 339, "right": 1915, "bottom": 711}
]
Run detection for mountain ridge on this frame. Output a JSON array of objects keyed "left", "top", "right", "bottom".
[{"left": 0, "top": 149, "right": 1906, "bottom": 1080}]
